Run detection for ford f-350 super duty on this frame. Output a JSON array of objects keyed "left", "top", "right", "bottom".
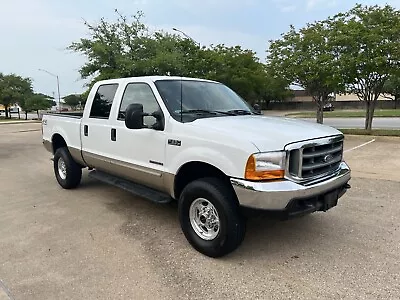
[{"left": 42, "top": 76, "right": 351, "bottom": 257}]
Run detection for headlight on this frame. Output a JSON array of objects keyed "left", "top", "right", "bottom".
[{"left": 245, "top": 151, "right": 286, "bottom": 181}]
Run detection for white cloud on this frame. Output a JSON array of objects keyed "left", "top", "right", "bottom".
[
  {"left": 156, "top": 23, "right": 268, "bottom": 59},
  {"left": 0, "top": 0, "right": 88, "bottom": 95},
  {"left": 170, "top": 0, "right": 257, "bottom": 11},
  {"left": 307, "top": 0, "right": 318, "bottom": 10},
  {"left": 281, "top": 5, "right": 297, "bottom": 12},
  {"left": 306, "top": 0, "right": 338, "bottom": 10},
  {"left": 4, "top": 0, "right": 399, "bottom": 96},
  {"left": 271, "top": 0, "right": 297, "bottom": 12}
]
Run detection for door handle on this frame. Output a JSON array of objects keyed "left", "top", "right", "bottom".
[
  {"left": 84, "top": 125, "right": 88, "bottom": 136},
  {"left": 111, "top": 128, "right": 116, "bottom": 141}
]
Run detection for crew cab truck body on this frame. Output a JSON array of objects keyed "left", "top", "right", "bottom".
[{"left": 42, "top": 76, "right": 351, "bottom": 257}]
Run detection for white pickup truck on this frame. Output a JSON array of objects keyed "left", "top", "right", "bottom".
[{"left": 42, "top": 76, "right": 351, "bottom": 257}]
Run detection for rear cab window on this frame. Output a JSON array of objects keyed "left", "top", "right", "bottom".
[{"left": 89, "top": 84, "right": 119, "bottom": 119}]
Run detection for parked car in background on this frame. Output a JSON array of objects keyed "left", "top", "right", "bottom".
[{"left": 323, "top": 103, "right": 335, "bottom": 111}]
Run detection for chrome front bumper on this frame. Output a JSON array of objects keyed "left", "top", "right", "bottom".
[{"left": 231, "top": 162, "right": 351, "bottom": 210}]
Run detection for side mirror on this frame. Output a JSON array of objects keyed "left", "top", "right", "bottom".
[
  {"left": 151, "top": 110, "right": 165, "bottom": 131},
  {"left": 125, "top": 103, "right": 145, "bottom": 129},
  {"left": 253, "top": 103, "right": 262, "bottom": 115}
]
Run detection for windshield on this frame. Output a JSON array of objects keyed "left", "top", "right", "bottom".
[{"left": 154, "top": 80, "right": 254, "bottom": 122}]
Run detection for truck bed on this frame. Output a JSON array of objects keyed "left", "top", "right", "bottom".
[
  {"left": 42, "top": 112, "right": 83, "bottom": 153},
  {"left": 44, "top": 111, "right": 83, "bottom": 118}
]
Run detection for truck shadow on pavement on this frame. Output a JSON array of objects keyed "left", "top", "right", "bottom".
[{"left": 81, "top": 175, "right": 342, "bottom": 261}]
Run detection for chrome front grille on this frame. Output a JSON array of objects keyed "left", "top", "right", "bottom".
[{"left": 287, "top": 136, "right": 344, "bottom": 181}]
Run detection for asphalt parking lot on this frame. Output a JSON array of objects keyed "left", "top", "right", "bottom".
[{"left": 1, "top": 123, "right": 399, "bottom": 300}]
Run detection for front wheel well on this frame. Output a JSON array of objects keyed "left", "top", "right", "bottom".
[
  {"left": 174, "top": 161, "right": 234, "bottom": 201},
  {"left": 52, "top": 134, "right": 67, "bottom": 154}
]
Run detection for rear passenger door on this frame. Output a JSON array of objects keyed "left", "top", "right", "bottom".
[{"left": 81, "top": 83, "right": 119, "bottom": 171}]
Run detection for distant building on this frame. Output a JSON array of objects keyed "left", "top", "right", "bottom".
[
  {"left": 335, "top": 93, "right": 388, "bottom": 101},
  {"left": 0, "top": 103, "right": 22, "bottom": 112},
  {"left": 286, "top": 90, "right": 313, "bottom": 102}
]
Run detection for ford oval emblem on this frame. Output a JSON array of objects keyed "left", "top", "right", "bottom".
[{"left": 323, "top": 154, "right": 334, "bottom": 163}]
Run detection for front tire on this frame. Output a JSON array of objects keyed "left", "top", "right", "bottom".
[
  {"left": 178, "top": 177, "right": 246, "bottom": 257},
  {"left": 53, "top": 147, "right": 82, "bottom": 189}
]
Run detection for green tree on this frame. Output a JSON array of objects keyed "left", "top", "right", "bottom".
[
  {"left": 68, "top": 10, "right": 198, "bottom": 84},
  {"left": 24, "top": 94, "right": 53, "bottom": 118},
  {"left": 63, "top": 94, "right": 84, "bottom": 110},
  {"left": 18, "top": 97, "right": 32, "bottom": 120},
  {"left": 260, "top": 68, "right": 293, "bottom": 108},
  {"left": 329, "top": 4, "right": 400, "bottom": 130},
  {"left": 19, "top": 93, "right": 52, "bottom": 120},
  {"left": 0, "top": 73, "right": 33, "bottom": 119},
  {"left": 69, "top": 10, "right": 289, "bottom": 108},
  {"left": 383, "top": 75, "right": 400, "bottom": 108},
  {"left": 204, "top": 45, "right": 269, "bottom": 104},
  {"left": 267, "top": 21, "right": 344, "bottom": 123}
]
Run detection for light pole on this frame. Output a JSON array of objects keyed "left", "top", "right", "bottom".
[
  {"left": 172, "top": 28, "right": 200, "bottom": 47},
  {"left": 38, "top": 68, "right": 61, "bottom": 112}
]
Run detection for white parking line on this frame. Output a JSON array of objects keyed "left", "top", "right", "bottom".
[
  {"left": 344, "top": 139, "right": 376, "bottom": 153},
  {"left": 0, "top": 280, "right": 13, "bottom": 300}
]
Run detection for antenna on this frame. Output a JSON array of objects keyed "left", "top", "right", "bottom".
[{"left": 180, "top": 77, "right": 183, "bottom": 122}]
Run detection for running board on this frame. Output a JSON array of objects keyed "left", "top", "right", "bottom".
[{"left": 88, "top": 170, "right": 172, "bottom": 204}]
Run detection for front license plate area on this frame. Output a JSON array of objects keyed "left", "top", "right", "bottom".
[{"left": 322, "top": 190, "right": 339, "bottom": 211}]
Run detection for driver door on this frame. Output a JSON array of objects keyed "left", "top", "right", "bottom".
[{"left": 109, "top": 82, "right": 167, "bottom": 191}]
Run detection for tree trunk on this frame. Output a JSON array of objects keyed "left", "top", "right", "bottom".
[
  {"left": 364, "top": 100, "right": 376, "bottom": 131},
  {"left": 364, "top": 101, "right": 370, "bottom": 130},
  {"left": 314, "top": 96, "right": 324, "bottom": 124},
  {"left": 364, "top": 103, "right": 368, "bottom": 130},
  {"left": 4, "top": 105, "right": 9, "bottom": 119},
  {"left": 36, "top": 110, "right": 39, "bottom": 119},
  {"left": 316, "top": 105, "right": 323, "bottom": 124},
  {"left": 25, "top": 111, "right": 28, "bottom": 120},
  {"left": 18, "top": 108, "right": 21, "bottom": 119}
]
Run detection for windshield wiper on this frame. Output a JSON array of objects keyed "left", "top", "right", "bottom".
[
  {"left": 179, "top": 109, "right": 232, "bottom": 116},
  {"left": 226, "top": 109, "right": 253, "bottom": 115}
]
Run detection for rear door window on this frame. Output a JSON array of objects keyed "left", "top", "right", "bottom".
[{"left": 89, "top": 84, "right": 119, "bottom": 119}]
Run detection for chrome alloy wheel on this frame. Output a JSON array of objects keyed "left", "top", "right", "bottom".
[
  {"left": 57, "top": 157, "right": 67, "bottom": 180},
  {"left": 189, "top": 198, "right": 220, "bottom": 240}
]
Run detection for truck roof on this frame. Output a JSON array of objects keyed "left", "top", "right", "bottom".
[{"left": 95, "top": 76, "right": 219, "bottom": 85}]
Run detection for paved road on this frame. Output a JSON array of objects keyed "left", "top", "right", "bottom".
[
  {"left": 264, "top": 111, "right": 400, "bottom": 129},
  {"left": 299, "top": 117, "right": 400, "bottom": 129},
  {"left": 1, "top": 123, "right": 400, "bottom": 299}
]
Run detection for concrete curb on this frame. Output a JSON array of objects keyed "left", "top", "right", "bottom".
[{"left": 0, "top": 121, "right": 41, "bottom": 125}]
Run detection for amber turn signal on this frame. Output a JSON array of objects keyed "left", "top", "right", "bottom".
[{"left": 245, "top": 154, "right": 285, "bottom": 181}]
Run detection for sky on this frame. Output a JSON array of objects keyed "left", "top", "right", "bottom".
[{"left": 1, "top": 0, "right": 399, "bottom": 98}]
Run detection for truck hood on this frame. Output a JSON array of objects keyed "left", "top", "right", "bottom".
[{"left": 191, "top": 115, "right": 342, "bottom": 152}]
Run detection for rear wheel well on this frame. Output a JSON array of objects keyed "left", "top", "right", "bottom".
[
  {"left": 174, "top": 162, "right": 234, "bottom": 200},
  {"left": 52, "top": 134, "right": 67, "bottom": 154}
]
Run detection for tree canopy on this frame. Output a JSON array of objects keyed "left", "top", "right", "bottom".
[
  {"left": 329, "top": 4, "right": 400, "bottom": 130},
  {"left": 24, "top": 94, "right": 53, "bottom": 118},
  {"left": 68, "top": 10, "right": 290, "bottom": 107},
  {"left": 267, "top": 3, "right": 400, "bottom": 128},
  {"left": 267, "top": 21, "right": 344, "bottom": 123},
  {"left": 63, "top": 94, "right": 84, "bottom": 110},
  {"left": 383, "top": 75, "right": 400, "bottom": 108},
  {"left": 0, "top": 73, "right": 33, "bottom": 118}
]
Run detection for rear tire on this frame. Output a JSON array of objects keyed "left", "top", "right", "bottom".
[
  {"left": 53, "top": 147, "right": 82, "bottom": 189},
  {"left": 178, "top": 177, "right": 246, "bottom": 258}
]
